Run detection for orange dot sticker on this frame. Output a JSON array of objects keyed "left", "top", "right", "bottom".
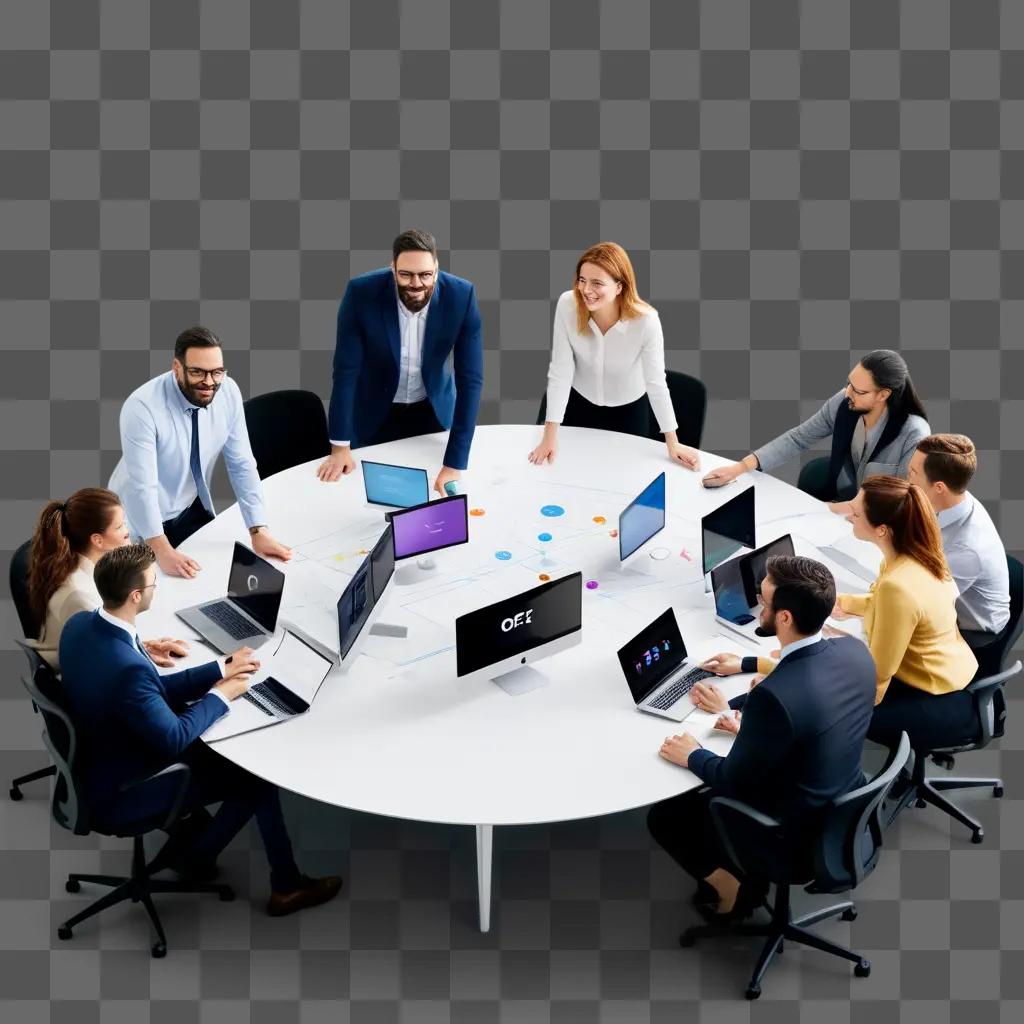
[
  {"left": 470, "top": 507, "right": 486, "bottom": 516},
  {"left": 538, "top": 573, "right": 551, "bottom": 582},
  {"left": 592, "top": 515, "right": 606, "bottom": 525}
]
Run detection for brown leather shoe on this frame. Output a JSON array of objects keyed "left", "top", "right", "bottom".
[{"left": 266, "top": 874, "right": 343, "bottom": 917}]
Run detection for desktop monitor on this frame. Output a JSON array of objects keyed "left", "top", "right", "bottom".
[
  {"left": 369, "top": 523, "right": 395, "bottom": 604},
  {"left": 619, "top": 472, "right": 666, "bottom": 562},
  {"left": 390, "top": 494, "right": 469, "bottom": 561},
  {"left": 455, "top": 572, "right": 583, "bottom": 695},
  {"left": 362, "top": 460, "right": 430, "bottom": 510},
  {"left": 701, "top": 486, "right": 756, "bottom": 575},
  {"left": 337, "top": 552, "right": 376, "bottom": 662}
]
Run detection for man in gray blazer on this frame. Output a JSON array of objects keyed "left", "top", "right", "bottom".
[{"left": 703, "top": 349, "right": 930, "bottom": 508}]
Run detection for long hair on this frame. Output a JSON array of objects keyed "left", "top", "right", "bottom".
[
  {"left": 27, "top": 488, "right": 121, "bottom": 635},
  {"left": 573, "top": 242, "right": 649, "bottom": 334},
  {"left": 861, "top": 475, "right": 948, "bottom": 581},
  {"left": 860, "top": 349, "right": 928, "bottom": 421}
]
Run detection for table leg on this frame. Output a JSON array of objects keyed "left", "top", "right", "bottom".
[{"left": 475, "top": 824, "right": 493, "bottom": 933}]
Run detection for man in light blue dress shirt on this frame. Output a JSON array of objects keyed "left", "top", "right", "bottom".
[
  {"left": 108, "top": 327, "right": 291, "bottom": 579},
  {"left": 908, "top": 434, "right": 1010, "bottom": 635}
]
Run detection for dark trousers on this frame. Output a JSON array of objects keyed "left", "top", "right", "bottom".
[
  {"left": 647, "top": 789, "right": 733, "bottom": 882},
  {"left": 868, "top": 678, "right": 978, "bottom": 752},
  {"left": 179, "top": 742, "right": 300, "bottom": 892},
  {"left": 162, "top": 497, "right": 215, "bottom": 548},
  {"left": 562, "top": 387, "right": 653, "bottom": 439},
  {"left": 369, "top": 400, "right": 443, "bottom": 447}
]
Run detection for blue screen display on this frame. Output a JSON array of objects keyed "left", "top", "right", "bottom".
[
  {"left": 361, "top": 461, "right": 430, "bottom": 508},
  {"left": 619, "top": 473, "right": 666, "bottom": 561}
]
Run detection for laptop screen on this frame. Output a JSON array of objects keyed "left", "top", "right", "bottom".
[
  {"left": 711, "top": 555, "right": 755, "bottom": 625},
  {"left": 369, "top": 524, "right": 395, "bottom": 604},
  {"left": 337, "top": 553, "right": 375, "bottom": 660},
  {"left": 361, "top": 461, "right": 430, "bottom": 508},
  {"left": 743, "top": 534, "right": 795, "bottom": 604},
  {"left": 616, "top": 607, "right": 687, "bottom": 704},
  {"left": 226, "top": 542, "right": 285, "bottom": 633}
]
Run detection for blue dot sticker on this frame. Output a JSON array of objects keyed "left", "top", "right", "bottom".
[
  {"left": 537, "top": 532, "right": 552, "bottom": 543},
  {"left": 540, "top": 504, "right": 565, "bottom": 517},
  {"left": 495, "top": 550, "right": 512, "bottom": 561}
]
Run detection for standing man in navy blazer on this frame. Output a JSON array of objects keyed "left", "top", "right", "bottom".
[{"left": 317, "top": 229, "right": 484, "bottom": 496}]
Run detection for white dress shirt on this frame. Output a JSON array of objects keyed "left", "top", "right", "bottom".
[
  {"left": 544, "top": 291, "right": 678, "bottom": 433},
  {"left": 937, "top": 492, "right": 1011, "bottom": 634},
  {"left": 108, "top": 372, "right": 267, "bottom": 543},
  {"left": 29, "top": 556, "right": 100, "bottom": 671},
  {"left": 777, "top": 632, "right": 824, "bottom": 662}
]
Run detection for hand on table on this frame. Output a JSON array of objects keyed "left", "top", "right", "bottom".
[
  {"left": 714, "top": 711, "right": 742, "bottom": 736},
  {"left": 701, "top": 462, "right": 745, "bottom": 488},
  {"left": 700, "top": 652, "right": 743, "bottom": 676},
  {"left": 666, "top": 441, "right": 700, "bottom": 470},
  {"left": 434, "top": 466, "right": 460, "bottom": 498},
  {"left": 316, "top": 448, "right": 355, "bottom": 482},
  {"left": 156, "top": 547, "right": 201, "bottom": 579},
  {"left": 691, "top": 680, "right": 729, "bottom": 715},
  {"left": 142, "top": 637, "right": 190, "bottom": 667},
  {"left": 252, "top": 529, "right": 292, "bottom": 562},
  {"left": 830, "top": 602, "right": 853, "bottom": 621},
  {"left": 659, "top": 732, "right": 702, "bottom": 768},
  {"left": 527, "top": 438, "right": 557, "bottom": 466}
]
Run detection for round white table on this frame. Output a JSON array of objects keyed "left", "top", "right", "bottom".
[{"left": 141, "top": 424, "right": 878, "bottom": 931}]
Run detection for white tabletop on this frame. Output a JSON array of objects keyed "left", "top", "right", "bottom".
[{"left": 140, "top": 424, "right": 879, "bottom": 828}]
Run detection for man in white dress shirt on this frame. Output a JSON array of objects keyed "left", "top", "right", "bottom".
[{"left": 907, "top": 434, "right": 1010, "bottom": 635}]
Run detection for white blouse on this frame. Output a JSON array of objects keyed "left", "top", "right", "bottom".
[
  {"left": 29, "top": 555, "right": 100, "bottom": 671},
  {"left": 544, "top": 291, "right": 678, "bottom": 433}
]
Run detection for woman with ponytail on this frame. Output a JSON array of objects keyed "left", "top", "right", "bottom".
[
  {"left": 27, "top": 488, "right": 188, "bottom": 671},
  {"left": 832, "top": 475, "right": 978, "bottom": 750}
]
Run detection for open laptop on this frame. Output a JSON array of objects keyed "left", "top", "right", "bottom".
[
  {"left": 616, "top": 608, "right": 719, "bottom": 722},
  {"left": 361, "top": 460, "right": 430, "bottom": 512},
  {"left": 176, "top": 542, "right": 285, "bottom": 653},
  {"left": 711, "top": 535, "right": 795, "bottom": 642}
]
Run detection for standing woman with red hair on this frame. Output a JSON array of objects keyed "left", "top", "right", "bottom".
[
  {"left": 527, "top": 242, "right": 700, "bottom": 470},
  {"left": 832, "top": 475, "right": 978, "bottom": 749}
]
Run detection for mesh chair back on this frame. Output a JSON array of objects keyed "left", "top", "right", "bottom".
[{"left": 9, "top": 540, "right": 36, "bottom": 639}]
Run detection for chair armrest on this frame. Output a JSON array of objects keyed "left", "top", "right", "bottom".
[
  {"left": 708, "top": 796, "right": 786, "bottom": 880},
  {"left": 119, "top": 762, "right": 192, "bottom": 834},
  {"left": 966, "top": 661, "right": 1021, "bottom": 746}
]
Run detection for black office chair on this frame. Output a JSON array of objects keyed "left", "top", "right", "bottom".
[
  {"left": 961, "top": 554, "right": 1023, "bottom": 682},
  {"left": 647, "top": 370, "right": 707, "bottom": 449},
  {"left": 796, "top": 457, "right": 833, "bottom": 500},
  {"left": 243, "top": 389, "right": 331, "bottom": 481},
  {"left": 8, "top": 539, "right": 58, "bottom": 801},
  {"left": 888, "top": 660, "right": 1022, "bottom": 845},
  {"left": 17, "top": 640, "right": 234, "bottom": 957},
  {"left": 680, "top": 733, "right": 911, "bottom": 1000}
]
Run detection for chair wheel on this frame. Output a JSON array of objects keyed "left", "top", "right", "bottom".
[
  {"left": 745, "top": 985, "right": 761, "bottom": 1000},
  {"left": 841, "top": 907, "right": 858, "bottom": 921},
  {"left": 679, "top": 931, "right": 695, "bottom": 948},
  {"left": 218, "top": 888, "right": 235, "bottom": 902},
  {"left": 994, "top": 786, "right": 1004, "bottom": 798},
  {"left": 9, "top": 788, "right": 22, "bottom": 801},
  {"left": 151, "top": 942, "right": 167, "bottom": 959},
  {"left": 65, "top": 879, "right": 80, "bottom": 893},
  {"left": 854, "top": 959, "right": 871, "bottom": 978},
  {"left": 57, "top": 926, "right": 72, "bottom": 941},
  {"left": 971, "top": 829, "right": 984, "bottom": 844}
]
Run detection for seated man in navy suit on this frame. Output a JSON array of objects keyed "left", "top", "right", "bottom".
[
  {"left": 648, "top": 556, "right": 876, "bottom": 923},
  {"left": 317, "top": 228, "right": 484, "bottom": 497},
  {"left": 59, "top": 544, "right": 342, "bottom": 917}
]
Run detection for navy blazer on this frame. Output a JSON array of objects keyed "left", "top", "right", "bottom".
[
  {"left": 687, "top": 638, "right": 876, "bottom": 825},
  {"left": 59, "top": 610, "right": 227, "bottom": 817},
  {"left": 328, "top": 268, "right": 484, "bottom": 471}
]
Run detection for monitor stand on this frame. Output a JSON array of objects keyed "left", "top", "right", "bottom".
[
  {"left": 492, "top": 664, "right": 549, "bottom": 696},
  {"left": 394, "top": 556, "right": 438, "bottom": 586},
  {"left": 369, "top": 621, "right": 408, "bottom": 638}
]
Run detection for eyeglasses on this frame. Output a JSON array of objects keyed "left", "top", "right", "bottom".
[
  {"left": 396, "top": 271, "right": 435, "bottom": 285},
  {"left": 135, "top": 583, "right": 157, "bottom": 594},
  {"left": 184, "top": 367, "right": 227, "bottom": 383},
  {"left": 844, "top": 379, "right": 876, "bottom": 397}
]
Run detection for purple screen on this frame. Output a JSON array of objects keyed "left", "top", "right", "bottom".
[{"left": 391, "top": 496, "right": 468, "bottom": 559}]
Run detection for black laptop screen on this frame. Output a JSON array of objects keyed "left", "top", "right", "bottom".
[
  {"left": 226, "top": 542, "right": 285, "bottom": 633},
  {"left": 616, "top": 608, "right": 687, "bottom": 704}
]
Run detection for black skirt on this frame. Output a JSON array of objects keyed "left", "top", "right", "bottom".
[{"left": 561, "top": 387, "right": 654, "bottom": 440}]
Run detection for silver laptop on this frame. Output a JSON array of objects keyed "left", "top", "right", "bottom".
[
  {"left": 616, "top": 608, "right": 718, "bottom": 722},
  {"left": 176, "top": 542, "right": 285, "bottom": 653},
  {"left": 711, "top": 535, "right": 795, "bottom": 643}
]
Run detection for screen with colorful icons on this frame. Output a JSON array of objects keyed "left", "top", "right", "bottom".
[{"left": 616, "top": 607, "right": 687, "bottom": 704}]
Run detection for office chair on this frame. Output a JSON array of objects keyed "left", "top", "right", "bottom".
[
  {"left": 960, "top": 554, "right": 1023, "bottom": 682},
  {"left": 243, "top": 389, "right": 331, "bottom": 480},
  {"left": 888, "top": 660, "right": 1021, "bottom": 845},
  {"left": 9, "top": 539, "right": 58, "bottom": 801},
  {"left": 647, "top": 370, "right": 707, "bottom": 449},
  {"left": 17, "top": 640, "right": 234, "bottom": 958},
  {"left": 796, "top": 457, "right": 833, "bottom": 500},
  {"left": 680, "top": 733, "right": 911, "bottom": 1000}
]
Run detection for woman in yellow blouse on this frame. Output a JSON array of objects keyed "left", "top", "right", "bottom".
[{"left": 831, "top": 475, "right": 978, "bottom": 749}]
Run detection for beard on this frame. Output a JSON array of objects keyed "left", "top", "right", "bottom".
[
  {"left": 754, "top": 607, "right": 778, "bottom": 638},
  {"left": 397, "top": 280, "right": 435, "bottom": 313},
  {"left": 846, "top": 397, "right": 871, "bottom": 416},
  {"left": 177, "top": 375, "right": 220, "bottom": 408}
]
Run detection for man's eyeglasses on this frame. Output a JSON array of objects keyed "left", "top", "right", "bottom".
[
  {"left": 844, "top": 379, "right": 875, "bottom": 397},
  {"left": 396, "top": 271, "right": 435, "bottom": 285},
  {"left": 135, "top": 583, "right": 157, "bottom": 594},
  {"left": 184, "top": 367, "right": 227, "bottom": 383}
]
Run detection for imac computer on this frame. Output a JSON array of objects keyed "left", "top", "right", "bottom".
[
  {"left": 618, "top": 472, "right": 668, "bottom": 567},
  {"left": 361, "top": 460, "right": 430, "bottom": 512},
  {"left": 711, "top": 533, "right": 794, "bottom": 642},
  {"left": 701, "top": 485, "right": 756, "bottom": 577},
  {"left": 455, "top": 572, "right": 583, "bottom": 696},
  {"left": 389, "top": 493, "right": 469, "bottom": 583}
]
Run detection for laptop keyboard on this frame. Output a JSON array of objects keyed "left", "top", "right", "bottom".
[
  {"left": 201, "top": 600, "right": 258, "bottom": 640},
  {"left": 648, "top": 666, "right": 717, "bottom": 710},
  {"left": 243, "top": 682, "right": 296, "bottom": 718}
]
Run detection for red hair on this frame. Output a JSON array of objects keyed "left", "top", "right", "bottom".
[
  {"left": 573, "top": 242, "right": 649, "bottom": 334},
  {"left": 860, "top": 476, "right": 949, "bottom": 581}
]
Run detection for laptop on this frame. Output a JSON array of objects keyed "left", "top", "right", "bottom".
[
  {"left": 361, "top": 460, "right": 430, "bottom": 512},
  {"left": 176, "top": 542, "right": 285, "bottom": 653},
  {"left": 711, "top": 535, "right": 795, "bottom": 642},
  {"left": 616, "top": 608, "right": 719, "bottom": 722}
]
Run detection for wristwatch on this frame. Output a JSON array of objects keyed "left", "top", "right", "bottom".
[{"left": 248, "top": 525, "right": 266, "bottom": 536}]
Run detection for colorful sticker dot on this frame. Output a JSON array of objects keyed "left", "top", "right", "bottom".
[
  {"left": 538, "top": 573, "right": 551, "bottom": 582},
  {"left": 469, "top": 507, "right": 486, "bottom": 516},
  {"left": 537, "top": 531, "right": 552, "bottom": 543},
  {"left": 495, "top": 550, "right": 512, "bottom": 561},
  {"left": 592, "top": 515, "right": 606, "bottom": 524},
  {"left": 586, "top": 580, "right": 599, "bottom": 590},
  {"left": 540, "top": 504, "right": 565, "bottom": 517},
  {"left": 609, "top": 529, "right": 618, "bottom": 538}
]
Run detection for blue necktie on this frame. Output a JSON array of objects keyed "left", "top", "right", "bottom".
[
  {"left": 135, "top": 635, "right": 153, "bottom": 664},
  {"left": 190, "top": 407, "right": 214, "bottom": 514}
]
